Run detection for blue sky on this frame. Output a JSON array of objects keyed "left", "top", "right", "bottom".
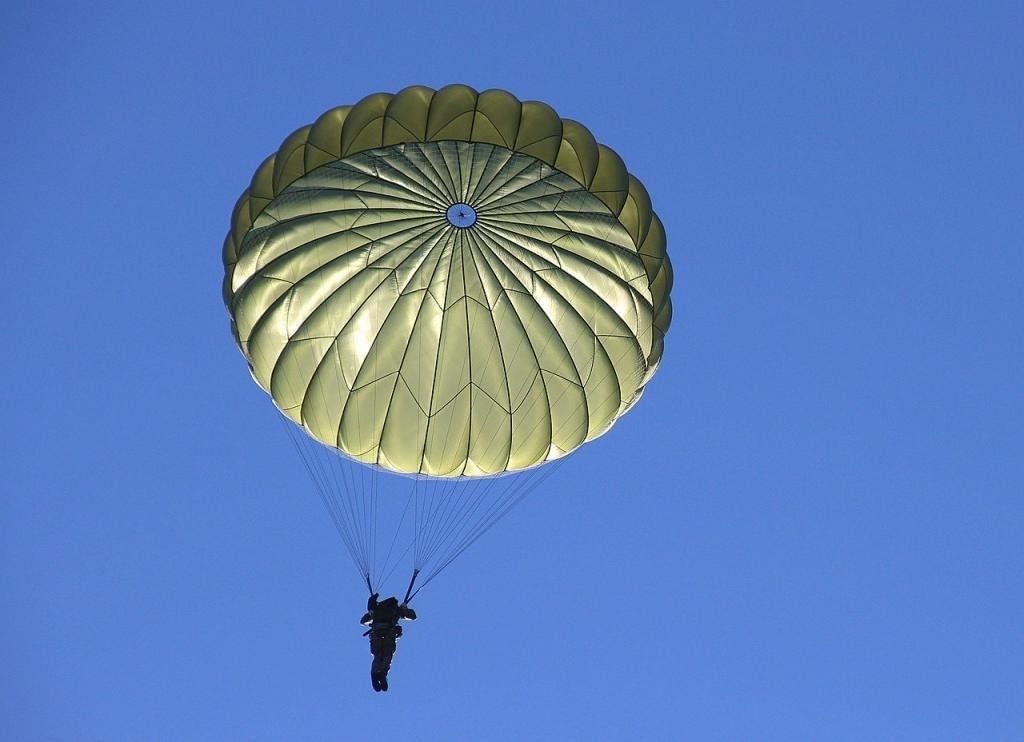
[{"left": 3, "top": 1, "right": 1022, "bottom": 739}]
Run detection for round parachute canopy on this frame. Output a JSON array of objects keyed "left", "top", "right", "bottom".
[{"left": 223, "top": 85, "right": 672, "bottom": 478}]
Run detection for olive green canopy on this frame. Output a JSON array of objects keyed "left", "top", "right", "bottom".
[{"left": 224, "top": 85, "right": 672, "bottom": 477}]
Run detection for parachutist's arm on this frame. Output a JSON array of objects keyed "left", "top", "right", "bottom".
[
  {"left": 367, "top": 593, "right": 378, "bottom": 612},
  {"left": 360, "top": 612, "right": 373, "bottom": 625},
  {"left": 399, "top": 605, "right": 417, "bottom": 620}
]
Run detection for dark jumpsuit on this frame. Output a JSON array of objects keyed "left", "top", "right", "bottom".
[{"left": 360, "top": 595, "right": 417, "bottom": 692}]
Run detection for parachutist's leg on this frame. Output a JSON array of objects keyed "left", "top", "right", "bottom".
[
  {"left": 369, "top": 635, "right": 389, "bottom": 692},
  {"left": 371, "top": 652, "right": 392, "bottom": 676},
  {"left": 371, "top": 640, "right": 395, "bottom": 692},
  {"left": 372, "top": 670, "right": 386, "bottom": 691}
]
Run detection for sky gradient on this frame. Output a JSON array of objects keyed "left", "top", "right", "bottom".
[{"left": 3, "top": 2, "right": 1022, "bottom": 739}]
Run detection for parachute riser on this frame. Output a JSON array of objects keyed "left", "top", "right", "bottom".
[{"left": 402, "top": 569, "right": 420, "bottom": 605}]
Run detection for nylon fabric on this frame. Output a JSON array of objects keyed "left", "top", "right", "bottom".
[{"left": 224, "top": 88, "right": 670, "bottom": 477}]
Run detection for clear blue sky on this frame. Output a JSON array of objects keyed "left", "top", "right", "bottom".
[{"left": 3, "top": 2, "right": 1022, "bottom": 739}]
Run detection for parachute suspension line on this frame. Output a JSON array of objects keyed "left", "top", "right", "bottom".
[
  {"left": 410, "top": 269, "right": 573, "bottom": 582},
  {"left": 405, "top": 287, "right": 634, "bottom": 594},
  {"left": 401, "top": 215, "right": 580, "bottom": 595},
  {"left": 415, "top": 478, "right": 477, "bottom": 568},
  {"left": 377, "top": 479, "right": 415, "bottom": 580},
  {"left": 278, "top": 415, "right": 370, "bottom": 584},
  {"left": 371, "top": 466, "right": 382, "bottom": 582},
  {"left": 372, "top": 472, "right": 387, "bottom": 579},
  {"left": 378, "top": 539, "right": 415, "bottom": 590},
  {"left": 402, "top": 569, "right": 420, "bottom": 605},
  {"left": 276, "top": 313, "right": 381, "bottom": 591},
  {"left": 276, "top": 369, "right": 570, "bottom": 600},
  {"left": 364, "top": 470, "right": 372, "bottom": 565},
  {"left": 410, "top": 458, "right": 566, "bottom": 600},
  {"left": 326, "top": 435, "right": 368, "bottom": 584},
  {"left": 274, "top": 162, "right": 621, "bottom": 599},
  {"left": 410, "top": 226, "right": 492, "bottom": 577},
  {"left": 323, "top": 445, "right": 373, "bottom": 587},
  {"left": 414, "top": 474, "right": 463, "bottom": 570},
  {"left": 259, "top": 329, "right": 375, "bottom": 588},
  {"left": 418, "top": 475, "right": 503, "bottom": 569},
  {"left": 328, "top": 428, "right": 371, "bottom": 583},
  {"left": 313, "top": 343, "right": 374, "bottom": 589},
  {"left": 342, "top": 455, "right": 371, "bottom": 584}
]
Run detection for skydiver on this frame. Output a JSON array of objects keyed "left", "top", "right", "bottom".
[{"left": 360, "top": 593, "right": 417, "bottom": 692}]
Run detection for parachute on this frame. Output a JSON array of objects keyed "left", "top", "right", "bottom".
[{"left": 223, "top": 85, "right": 672, "bottom": 598}]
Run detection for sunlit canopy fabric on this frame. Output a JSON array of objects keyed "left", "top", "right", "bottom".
[{"left": 223, "top": 85, "right": 672, "bottom": 477}]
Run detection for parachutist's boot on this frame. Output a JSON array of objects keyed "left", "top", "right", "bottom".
[
  {"left": 380, "top": 675, "right": 389, "bottom": 692},
  {"left": 371, "top": 673, "right": 382, "bottom": 692}
]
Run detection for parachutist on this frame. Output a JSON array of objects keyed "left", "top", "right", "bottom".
[
  {"left": 225, "top": 88, "right": 671, "bottom": 640},
  {"left": 360, "top": 593, "right": 417, "bottom": 692}
]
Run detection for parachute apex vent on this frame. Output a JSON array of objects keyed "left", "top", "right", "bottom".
[{"left": 446, "top": 203, "right": 477, "bottom": 228}]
